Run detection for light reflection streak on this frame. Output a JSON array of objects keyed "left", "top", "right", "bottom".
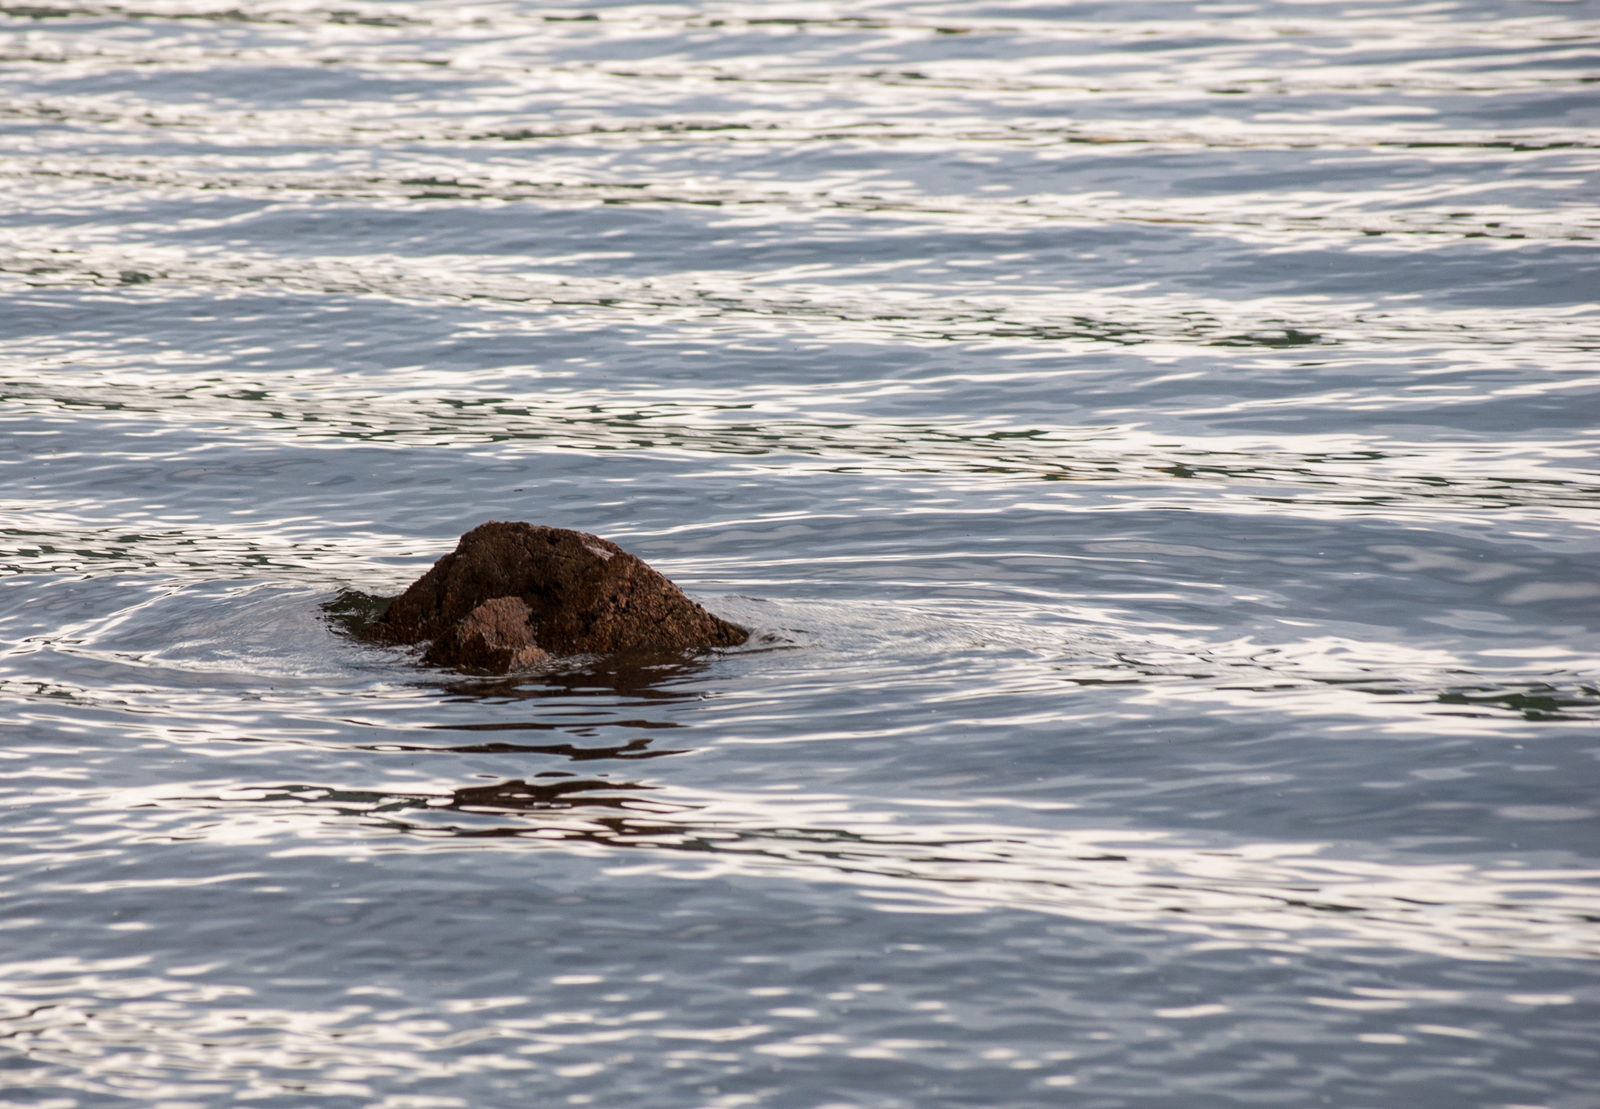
[
  {"left": 28, "top": 777, "right": 1600, "bottom": 963},
  {"left": 3, "top": 95, "right": 1593, "bottom": 154},
  {"left": 0, "top": 959, "right": 542, "bottom": 1102},
  {"left": 4, "top": 237, "right": 1597, "bottom": 364},
  {"left": 1, "top": 2, "right": 1594, "bottom": 95},
  {"left": 0, "top": 169, "right": 1592, "bottom": 244},
  {"left": 5, "top": 424, "right": 1595, "bottom": 534}
]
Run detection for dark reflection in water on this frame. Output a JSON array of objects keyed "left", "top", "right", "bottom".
[
  {"left": 368, "top": 735, "right": 685, "bottom": 761},
  {"left": 1433, "top": 684, "right": 1600, "bottom": 723},
  {"left": 432, "top": 650, "right": 728, "bottom": 704},
  {"left": 261, "top": 776, "right": 669, "bottom": 823}
]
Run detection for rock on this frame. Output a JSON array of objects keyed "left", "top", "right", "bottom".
[
  {"left": 364, "top": 521, "right": 747, "bottom": 672},
  {"left": 430, "top": 596, "right": 550, "bottom": 673}
]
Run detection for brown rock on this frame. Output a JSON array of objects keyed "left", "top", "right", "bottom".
[
  {"left": 428, "top": 596, "right": 550, "bottom": 673},
  {"left": 365, "top": 521, "right": 747, "bottom": 672}
]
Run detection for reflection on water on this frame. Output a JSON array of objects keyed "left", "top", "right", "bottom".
[
  {"left": 1434, "top": 684, "right": 1600, "bottom": 723},
  {"left": 124, "top": 771, "right": 1600, "bottom": 964},
  {"left": 3, "top": 0, "right": 1599, "bottom": 1105}
]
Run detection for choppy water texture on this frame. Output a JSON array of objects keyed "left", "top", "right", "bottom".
[{"left": 2, "top": 0, "right": 1599, "bottom": 1105}]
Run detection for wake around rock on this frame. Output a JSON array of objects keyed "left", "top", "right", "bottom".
[{"left": 362, "top": 521, "right": 748, "bottom": 673}]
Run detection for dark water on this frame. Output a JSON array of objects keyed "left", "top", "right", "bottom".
[{"left": 3, "top": 1, "right": 1599, "bottom": 1105}]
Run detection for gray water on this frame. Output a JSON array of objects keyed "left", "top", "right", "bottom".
[{"left": 2, "top": 1, "right": 1599, "bottom": 1106}]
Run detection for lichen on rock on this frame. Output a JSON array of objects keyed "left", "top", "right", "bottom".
[{"left": 363, "top": 521, "right": 748, "bottom": 672}]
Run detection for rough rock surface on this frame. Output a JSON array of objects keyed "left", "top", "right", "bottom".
[
  {"left": 364, "top": 521, "right": 748, "bottom": 672},
  {"left": 429, "top": 596, "right": 550, "bottom": 673}
]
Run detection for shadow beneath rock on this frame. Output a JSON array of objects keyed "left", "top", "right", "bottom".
[{"left": 433, "top": 646, "right": 720, "bottom": 702}]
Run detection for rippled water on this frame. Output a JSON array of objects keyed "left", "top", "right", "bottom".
[{"left": 3, "top": 1, "right": 1599, "bottom": 1105}]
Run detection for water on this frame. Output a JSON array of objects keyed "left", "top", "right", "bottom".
[{"left": 2, "top": 0, "right": 1598, "bottom": 1105}]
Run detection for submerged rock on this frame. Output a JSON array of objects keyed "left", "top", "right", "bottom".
[{"left": 363, "top": 521, "right": 747, "bottom": 672}]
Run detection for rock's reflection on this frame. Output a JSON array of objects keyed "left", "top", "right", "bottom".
[
  {"left": 390, "top": 655, "right": 711, "bottom": 760},
  {"left": 434, "top": 648, "right": 718, "bottom": 703}
]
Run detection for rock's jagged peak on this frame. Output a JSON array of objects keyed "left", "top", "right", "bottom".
[{"left": 365, "top": 521, "right": 747, "bottom": 672}]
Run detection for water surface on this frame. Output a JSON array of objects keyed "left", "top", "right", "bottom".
[{"left": 2, "top": 1, "right": 1598, "bottom": 1106}]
